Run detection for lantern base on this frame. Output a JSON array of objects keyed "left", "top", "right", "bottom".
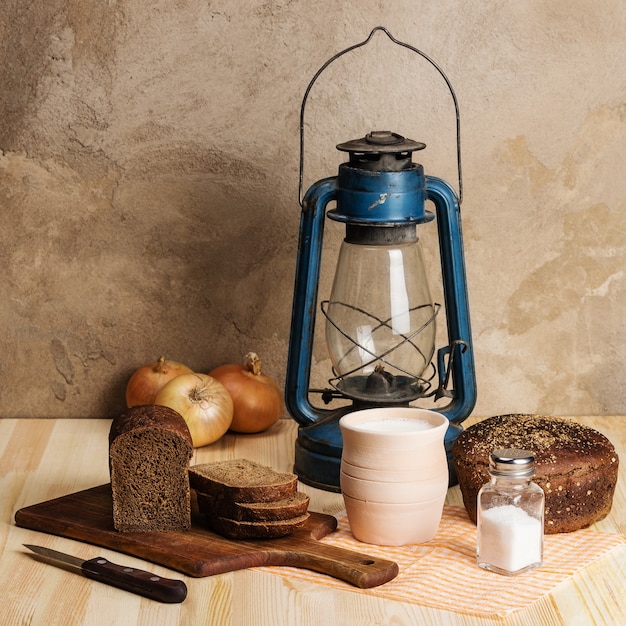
[
  {"left": 294, "top": 442, "right": 343, "bottom": 493},
  {"left": 293, "top": 409, "right": 463, "bottom": 492}
]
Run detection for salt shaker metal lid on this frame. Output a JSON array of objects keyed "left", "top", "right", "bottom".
[{"left": 489, "top": 449, "right": 535, "bottom": 477}]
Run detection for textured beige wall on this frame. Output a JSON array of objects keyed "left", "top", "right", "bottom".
[{"left": 1, "top": 1, "right": 625, "bottom": 418}]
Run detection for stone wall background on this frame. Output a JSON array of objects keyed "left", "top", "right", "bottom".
[{"left": 1, "top": 0, "right": 625, "bottom": 418}]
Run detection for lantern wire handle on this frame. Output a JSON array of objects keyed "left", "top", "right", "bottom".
[{"left": 299, "top": 25, "right": 463, "bottom": 206}]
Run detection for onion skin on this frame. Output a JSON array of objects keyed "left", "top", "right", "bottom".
[
  {"left": 209, "top": 352, "right": 283, "bottom": 434},
  {"left": 125, "top": 356, "right": 193, "bottom": 407},
  {"left": 155, "top": 373, "right": 233, "bottom": 447}
]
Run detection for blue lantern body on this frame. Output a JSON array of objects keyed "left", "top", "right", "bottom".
[{"left": 286, "top": 132, "right": 476, "bottom": 491}]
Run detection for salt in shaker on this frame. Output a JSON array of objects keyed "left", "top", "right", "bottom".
[{"left": 477, "top": 448, "right": 544, "bottom": 575}]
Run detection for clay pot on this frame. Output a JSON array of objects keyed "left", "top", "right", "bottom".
[{"left": 339, "top": 407, "right": 449, "bottom": 546}]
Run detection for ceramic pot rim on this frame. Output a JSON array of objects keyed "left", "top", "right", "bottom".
[{"left": 339, "top": 407, "right": 448, "bottom": 437}]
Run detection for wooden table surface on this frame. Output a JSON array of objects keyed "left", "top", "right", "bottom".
[{"left": 1, "top": 415, "right": 624, "bottom": 625}]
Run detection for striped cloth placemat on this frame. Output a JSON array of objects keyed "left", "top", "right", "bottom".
[{"left": 259, "top": 505, "right": 625, "bottom": 616}]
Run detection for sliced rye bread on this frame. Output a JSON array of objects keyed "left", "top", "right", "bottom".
[
  {"left": 190, "top": 459, "right": 309, "bottom": 539},
  {"left": 188, "top": 459, "right": 298, "bottom": 503},
  {"left": 204, "top": 512, "right": 310, "bottom": 539},
  {"left": 196, "top": 490, "right": 310, "bottom": 522}
]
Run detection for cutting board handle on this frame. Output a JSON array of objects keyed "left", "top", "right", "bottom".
[{"left": 275, "top": 540, "right": 399, "bottom": 588}]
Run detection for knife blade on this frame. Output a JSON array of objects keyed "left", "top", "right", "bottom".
[{"left": 24, "top": 544, "right": 187, "bottom": 603}]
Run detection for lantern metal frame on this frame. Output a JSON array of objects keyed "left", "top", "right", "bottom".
[{"left": 285, "top": 27, "right": 477, "bottom": 491}]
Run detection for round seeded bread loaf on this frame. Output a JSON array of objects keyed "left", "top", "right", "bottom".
[{"left": 452, "top": 414, "right": 619, "bottom": 534}]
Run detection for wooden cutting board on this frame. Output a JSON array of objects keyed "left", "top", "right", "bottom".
[{"left": 15, "top": 484, "right": 398, "bottom": 589}]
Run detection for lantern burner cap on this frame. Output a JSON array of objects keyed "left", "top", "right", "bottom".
[{"left": 337, "top": 131, "right": 426, "bottom": 154}]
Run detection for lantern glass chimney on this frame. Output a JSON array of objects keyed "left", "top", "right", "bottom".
[{"left": 324, "top": 221, "right": 437, "bottom": 403}]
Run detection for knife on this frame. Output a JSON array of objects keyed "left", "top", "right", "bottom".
[{"left": 24, "top": 544, "right": 187, "bottom": 603}]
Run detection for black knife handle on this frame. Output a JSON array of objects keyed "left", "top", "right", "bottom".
[{"left": 81, "top": 557, "right": 187, "bottom": 603}]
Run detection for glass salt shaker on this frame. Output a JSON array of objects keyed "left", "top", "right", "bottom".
[{"left": 477, "top": 448, "right": 544, "bottom": 576}]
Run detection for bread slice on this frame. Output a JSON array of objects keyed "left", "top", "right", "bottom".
[
  {"left": 204, "top": 513, "right": 310, "bottom": 539},
  {"left": 109, "top": 405, "right": 193, "bottom": 532},
  {"left": 196, "top": 490, "right": 309, "bottom": 522},
  {"left": 189, "top": 459, "right": 298, "bottom": 503}
]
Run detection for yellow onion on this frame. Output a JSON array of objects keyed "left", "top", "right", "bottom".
[
  {"left": 125, "top": 356, "right": 193, "bottom": 407},
  {"left": 155, "top": 373, "right": 233, "bottom": 447},
  {"left": 209, "top": 352, "right": 283, "bottom": 433}
]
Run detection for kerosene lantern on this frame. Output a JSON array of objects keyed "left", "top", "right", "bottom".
[{"left": 286, "top": 28, "right": 477, "bottom": 491}]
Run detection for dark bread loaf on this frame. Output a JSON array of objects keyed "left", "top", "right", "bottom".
[
  {"left": 109, "top": 405, "right": 193, "bottom": 532},
  {"left": 202, "top": 512, "right": 310, "bottom": 539},
  {"left": 196, "top": 491, "right": 310, "bottom": 522},
  {"left": 189, "top": 459, "right": 298, "bottom": 504},
  {"left": 452, "top": 414, "right": 619, "bottom": 534}
]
